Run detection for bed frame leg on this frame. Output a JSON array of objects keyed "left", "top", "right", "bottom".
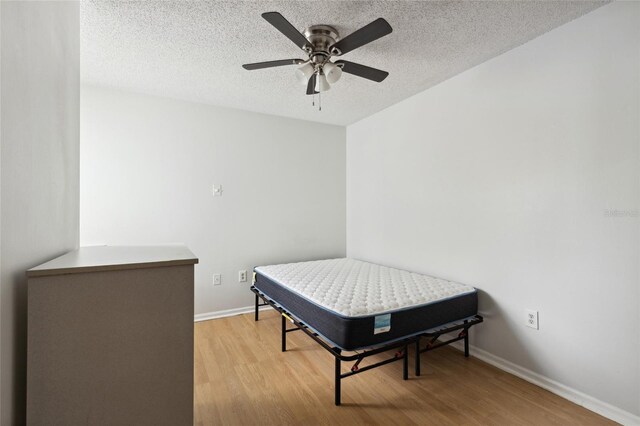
[
  {"left": 403, "top": 344, "right": 409, "bottom": 380},
  {"left": 335, "top": 349, "right": 342, "bottom": 406},
  {"left": 415, "top": 339, "right": 421, "bottom": 376},
  {"left": 281, "top": 315, "right": 287, "bottom": 352},
  {"left": 464, "top": 320, "right": 469, "bottom": 358},
  {"left": 254, "top": 293, "right": 259, "bottom": 322}
]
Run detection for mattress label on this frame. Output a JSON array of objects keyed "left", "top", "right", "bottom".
[{"left": 374, "top": 314, "right": 391, "bottom": 334}]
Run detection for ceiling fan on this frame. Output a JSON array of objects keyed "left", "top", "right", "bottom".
[{"left": 242, "top": 12, "right": 392, "bottom": 109}]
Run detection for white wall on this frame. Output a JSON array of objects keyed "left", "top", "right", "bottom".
[
  {"left": 347, "top": 1, "right": 639, "bottom": 421},
  {"left": 80, "top": 86, "right": 346, "bottom": 316},
  {"left": 0, "top": 2, "right": 80, "bottom": 424}
]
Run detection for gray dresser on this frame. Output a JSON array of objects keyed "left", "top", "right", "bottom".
[{"left": 26, "top": 245, "right": 198, "bottom": 426}]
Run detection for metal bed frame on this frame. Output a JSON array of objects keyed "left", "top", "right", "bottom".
[{"left": 252, "top": 285, "right": 483, "bottom": 405}]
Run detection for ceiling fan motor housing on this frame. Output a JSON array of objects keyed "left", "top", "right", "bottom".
[{"left": 304, "top": 25, "right": 340, "bottom": 64}]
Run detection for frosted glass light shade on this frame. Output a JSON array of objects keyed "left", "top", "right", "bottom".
[
  {"left": 295, "top": 63, "right": 315, "bottom": 85},
  {"left": 315, "top": 73, "right": 331, "bottom": 92},
  {"left": 323, "top": 62, "right": 342, "bottom": 84}
]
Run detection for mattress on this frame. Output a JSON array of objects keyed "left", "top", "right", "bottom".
[{"left": 254, "top": 258, "right": 478, "bottom": 351}]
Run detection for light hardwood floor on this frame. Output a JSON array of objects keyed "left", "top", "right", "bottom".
[{"left": 194, "top": 310, "right": 614, "bottom": 425}]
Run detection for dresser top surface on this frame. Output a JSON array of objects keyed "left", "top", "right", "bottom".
[{"left": 27, "top": 245, "right": 199, "bottom": 277}]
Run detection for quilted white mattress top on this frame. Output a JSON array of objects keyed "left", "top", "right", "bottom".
[{"left": 254, "top": 258, "right": 475, "bottom": 318}]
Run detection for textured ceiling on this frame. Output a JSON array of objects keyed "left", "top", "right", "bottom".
[{"left": 81, "top": 1, "right": 606, "bottom": 126}]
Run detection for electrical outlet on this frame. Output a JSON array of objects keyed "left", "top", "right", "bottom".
[
  {"left": 213, "top": 274, "right": 221, "bottom": 286},
  {"left": 526, "top": 309, "right": 539, "bottom": 329},
  {"left": 238, "top": 270, "right": 247, "bottom": 283}
]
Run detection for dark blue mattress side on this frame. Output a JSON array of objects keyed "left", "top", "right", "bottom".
[{"left": 254, "top": 269, "right": 478, "bottom": 351}]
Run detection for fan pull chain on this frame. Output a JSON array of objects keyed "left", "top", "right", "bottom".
[
  {"left": 319, "top": 91, "right": 322, "bottom": 111},
  {"left": 312, "top": 93, "right": 315, "bottom": 107}
]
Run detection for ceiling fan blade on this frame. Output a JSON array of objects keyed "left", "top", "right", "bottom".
[
  {"left": 335, "top": 60, "right": 389, "bottom": 82},
  {"left": 262, "top": 12, "right": 310, "bottom": 51},
  {"left": 306, "top": 74, "right": 318, "bottom": 95},
  {"left": 330, "top": 18, "right": 392, "bottom": 56},
  {"left": 242, "top": 59, "right": 304, "bottom": 70}
]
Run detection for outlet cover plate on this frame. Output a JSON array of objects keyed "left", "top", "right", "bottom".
[{"left": 526, "top": 309, "right": 539, "bottom": 329}]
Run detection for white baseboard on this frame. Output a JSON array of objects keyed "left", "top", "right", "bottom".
[
  {"left": 451, "top": 342, "right": 639, "bottom": 425},
  {"left": 194, "top": 305, "right": 270, "bottom": 322}
]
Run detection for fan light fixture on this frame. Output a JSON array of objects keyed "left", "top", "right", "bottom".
[
  {"left": 242, "top": 12, "right": 392, "bottom": 111},
  {"left": 315, "top": 72, "right": 330, "bottom": 92},
  {"left": 295, "top": 62, "right": 315, "bottom": 85},
  {"left": 323, "top": 61, "right": 342, "bottom": 84}
]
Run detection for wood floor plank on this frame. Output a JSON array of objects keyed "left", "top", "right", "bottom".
[{"left": 194, "top": 311, "right": 615, "bottom": 425}]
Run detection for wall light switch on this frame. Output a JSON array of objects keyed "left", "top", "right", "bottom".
[
  {"left": 212, "top": 184, "right": 223, "bottom": 197},
  {"left": 213, "top": 274, "right": 221, "bottom": 286}
]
